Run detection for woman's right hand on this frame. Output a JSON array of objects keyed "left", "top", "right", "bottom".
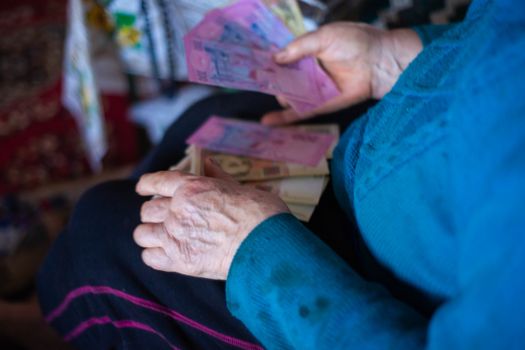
[{"left": 261, "top": 22, "right": 423, "bottom": 126}]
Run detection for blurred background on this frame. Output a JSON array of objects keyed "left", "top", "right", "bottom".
[{"left": 0, "top": 0, "right": 469, "bottom": 348}]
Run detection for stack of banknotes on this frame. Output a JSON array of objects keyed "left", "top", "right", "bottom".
[
  {"left": 183, "top": 0, "right": 340, "bottom": 114},
  {"left": 177, "top": 1, "right": 341, "bottom": 220},
  {"left": 170, "top": 116, "right": 339, "bottom": 222}
]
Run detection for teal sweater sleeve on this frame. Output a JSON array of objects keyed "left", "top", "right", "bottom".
[
  {"left": 226, "top": 214, "right": 427, "bottom": 349},
  {"left": 225, "top": 6, "right": 525, "bottom": 347},
  {"left": 413, "top": 24, "right": 456, "bottom": 46},
  {"left": 226, "top": 205, "right": 525, "bottom": 349},
  {"left": 226, "top": 1, "right": 525, "bottom": 348}
]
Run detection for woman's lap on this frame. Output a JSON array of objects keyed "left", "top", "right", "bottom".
[
  {"left": 37, "top": 92, "right": 371, "bottom": 349},
  {"left": 38, "top": 180, "right": 264, "bottom": 349}
]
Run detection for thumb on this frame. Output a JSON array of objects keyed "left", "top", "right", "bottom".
[
  {"left": 274, "top": 29, "right": 325, "bottom": 64},
  {"left": 261, "top": 108, "right": 304, "bottom": 126},
  {"left": 203, "top": 157, "right": 237, "bottom": 182}
]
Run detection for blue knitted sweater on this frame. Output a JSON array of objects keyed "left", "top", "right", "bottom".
[{"left": 226, "top": 0, "right": 525, "bottom": 348}]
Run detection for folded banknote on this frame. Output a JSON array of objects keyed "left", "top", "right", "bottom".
[
  {"left": 290, "top": 124, "right": 340, "bottom": 158},
  {"left": 184, "top": 0, "right": 339, "bottom": 113},
  {"left": 244, "top": 175, "right": 326, "bottom": 205},
  {"left": 192, "top": 147, "right": 329, "bottom": 181},
  {"left": 186, "top": 116, "right": 335, "bottom": 166},
  {"left": 191, "top": 0, "right": 293, "bottom": 50},
  {"left": 287, "top": 202, "right": 316, "bottom": 221}
]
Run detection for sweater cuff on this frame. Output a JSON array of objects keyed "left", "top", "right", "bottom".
[
  {"left": 225, "top": 213, "right": 358, "bottom": 348},
  {"left": 413, "top": 24, "right": 455, "bottom": 46},
  {"left": 225, "top": 213, "right": 427, "bottom": 349}
]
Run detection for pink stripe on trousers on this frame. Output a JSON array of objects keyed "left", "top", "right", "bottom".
[
  {"left": 64, "top": 316, "right": 181, "bottom": 350},
  {"left": 46, "top": 285, "right": 263, "bottom": 350}
]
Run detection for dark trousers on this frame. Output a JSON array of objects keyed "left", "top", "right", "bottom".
[{"left": 37, "top": 92, "right": 429, "bottom": 350}]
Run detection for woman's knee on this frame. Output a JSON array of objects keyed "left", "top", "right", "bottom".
[
  {"left": 38, "top": 180, "right": 145, "bottom": 299},
  {"left": 67, "top": 180, "right": 142, "bottom": 239}
]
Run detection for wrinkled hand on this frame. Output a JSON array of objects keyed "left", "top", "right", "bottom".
[
  {"left": 262, "top": 22, "right": 422, "bottom": 125},
  {"left": 133, "top": 159, "right": 289, "bottom": 280}
]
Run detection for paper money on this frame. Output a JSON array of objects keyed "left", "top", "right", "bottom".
[
  {"left": 186, "top": 116, "right": 335, "bottom": 166},
  {"left": 171, "top": 151, "right": 323, "bottom": 220},
  {"left": 189, "top": 146, "right": 204, "bottom": 175},
  {"left": 294, "top": 124, "right": 340, "bottom": 135},
  {"left": 290, "top": 124, "right": 340, "bottom": 158},
  {"left": 170, "top": 116, "right": 339, "bottom": 222},
  {"left": 184, "top": 0, "right": 340, "bottom": 113},
  {"left": 244, "top": 176, "right": 326, "bottom": 205},
  {"left": 193, "top": 147, "right": 329, "bottom": 181},
  {"left": 192, "top": 0, "right": 294, "bottom": 50},
  {"left": 322, "top": 176, "right": 330, "bottom": 192},
  {"left": 170, "top": 120, "right": 339, "bottom": 222},
  {"left": 287, "top": 202, "right": 315, "bottom": 221},
  {"left": 107, "top": 0, "right": 231, "bottom": 80},
  {"left": 185, "top": 37, "right": 331, "bottom": 106},
  {"left": 262, "top": 0, "right": 306, "bottom": 36}
]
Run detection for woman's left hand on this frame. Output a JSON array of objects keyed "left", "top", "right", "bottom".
[{"left": 133, "top": 159, "right": 289, "bottom": 280}]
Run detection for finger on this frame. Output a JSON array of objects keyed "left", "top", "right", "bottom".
[
  {"left": 275, "top": 95, "right": 290, "bottom": 108},
  {"left": 203, "top": 157, "right": 238, "bottom": 182},
  {"left": 136, "top": 170, "right": 190, "bottom": 197},
  {"left": 261, "top": 108, "right": 303, "bottom": 126},
  {"left": 142, "top": 240, "right": 200, "bottom": 277},
  {"left": 262, "top": 90, "right": 366, "bottom": 126},
  {"left": 133, "top": 223, "right": 168, "bottom": 248},
  {"left": 140, "top": 197, "right": 171, "bottom": 223},
  {"left": 141, "top": 247, "right": 173, "bottom": 271},
  {"left": 305, "top": 91, "right": 368, "bottom": 116},
  {"left": 274, "top": 29, "right": 325, "bottom": 64}
]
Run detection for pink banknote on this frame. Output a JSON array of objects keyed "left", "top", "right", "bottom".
[
  {"left": 185, "top": 37, "right": 331, "bottom": 104},
  {"left": 191, "top": 0, "right": 293, "bottom": 50},
  {"left": 183, "top": 0, "right": 340, "bottom": 114},
  {"left": 186, "top": 116, "right": 335, "bottom": 166},
  {"left": 287, "top": 64, "right": 340, "bottom": 113}
]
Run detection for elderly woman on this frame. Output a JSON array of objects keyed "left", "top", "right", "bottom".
[{"left": 38, "top": 0, "right": 525, "bottom": 348}]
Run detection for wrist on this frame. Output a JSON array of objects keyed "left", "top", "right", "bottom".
[
  {"left": 370, "top": 28, "right": 423, "bottom": 99},
  {"left": 389, "top": 28, "right": 423, "bottom": 70}
]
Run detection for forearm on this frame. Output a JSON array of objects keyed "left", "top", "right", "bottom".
[{"left": 226, "top": 214, "right": 427, "bottom": 349}]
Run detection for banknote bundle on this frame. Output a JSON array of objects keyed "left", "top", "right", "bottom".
[
  {"left": 171, "top": 116, "right": 340, "bottom": 222},
  {"left": 183, "top": 0, "right": 340, "bottom": 114}
]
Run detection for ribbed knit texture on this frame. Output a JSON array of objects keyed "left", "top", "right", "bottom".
[{"left": 226, "top": 1, "right": 525, "bottom": 348}]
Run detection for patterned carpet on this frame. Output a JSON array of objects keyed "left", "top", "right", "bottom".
[{"left": 0, "top": 0, "right": 138, "bottom": 195}]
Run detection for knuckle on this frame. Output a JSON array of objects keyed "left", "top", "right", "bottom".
[
  {"left": 154, "top": 171, "right": 182, "bottom": 190},
  {"left": 158, "top": 223, "right": 171, "bottom": 243},
  {"left": 157, "top": 175, "right": 174, "bottom": 191},
  {"left": 181, "top": 177, "right": 210, "bottom": 194}
]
